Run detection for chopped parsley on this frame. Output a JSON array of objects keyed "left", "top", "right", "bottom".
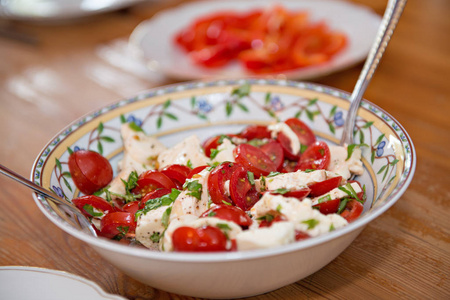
[
  {"left": 337, "top": 198, "right": 349, "bottom": 214},
  {"left": 317, "top": 194, "right": 332, "bottom": 203},
  {"left": 273, "top": 188, "right": 290, "bottom": 195},
  {"left": 210, "top": 148, "right": 221, "bottom": 159},
  {"left": 150, "top": 232, "right": 161, "bottom": 243},
  {"left": 247, "top": 171, "right": 255, "bottom": 185},
  {"left": 267, "top": 172, "right": 281, "bottom": 177},
  {"left": 183, "top": 180, "right": 202, "bottom": 200},
  {"left": 338, "top": 183, "right": 363, "bottom": 203},
  {"left": 135, "top": 189, "right": 180, "bottom": 219},
  {"left": 83, "top": 204, "right": 103, "bottom": 217}
]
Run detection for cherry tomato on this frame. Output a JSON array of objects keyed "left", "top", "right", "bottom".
[
  {"left": 276, "top": 132, "right": 300, "bottom": 160},
  {"left": 139, "top": 188, "right": 172, "bottom": 208},
  {"left": 313, "top": 198, "right": 340, "bottom": 215},
  {"left": 131, "top": 171, "right": 176, "bottom": 195},
  {"left": 72, "top": 195, "right": 116, "bottom": 218},
  {"left": 202, "top": 135, "right": 237, "bottom": 157},
  {"left": 100, "top": 212, "right": 136, "bottom": 239},
  {"left": 172, "top": 226, "right": 228, "bottom": 252},
  {"left": 122, "top": 201, "right": 140, "bottom": 216},
  {"left": 295, "top": 231, "right": 310, "bottom": 241},
  {"left": 229, "top": 165, "right": 260, "bottom": 211},
  {"left": 160, "top": 164, "right": 191, "bottom": 189},
  {"left": 187, "top": 165, "right": 208, "bottom": 179},
  {"left": 239, "top": 125, "right": 271, "bottom": 140},
  {"left": 340, "top": 200, "right": 363, "bottom": 223},
  {"left": 207, "top": 162, "right": 240, "bottom": 205},
  {"left": 348, "top": 180, "right": 366, "bottom": 202},
  {"left": 260, "top": 140, "right": 284, "bottom": 171},
  {"left": 297, "top": 141, "right": 331, "bottom": 171},
  {"left": 200, "top": 205, "right": 252, "bottom": 228},
  {"left": 308, "top": 176, "right": 342, "bottom": 197},
  {"left": 234, "top": 144, "right": 277, "bottom": 177},
  {"left": 282, "top": 187, "right": 311, "bottom": 200},
  {"left": 68, "top": 150, "right": 113, "bottom": 195},
  {"left": 284, "top": 118, "right": 316, "bottom": 147}
]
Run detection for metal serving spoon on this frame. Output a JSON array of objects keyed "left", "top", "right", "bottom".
[
  {"left": 340, "top": 0, "right": 407, "bottom": 145},
  {"left": 0, "top": 164, "right": 97, "bottom": 237}
]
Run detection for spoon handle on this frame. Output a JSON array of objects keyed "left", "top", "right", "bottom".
[
  {"left": 340, "top": 0, "right": 407, "bottom": 145},
  {"left": 0, "top": 164, "right": 69, "bottom": 206}
]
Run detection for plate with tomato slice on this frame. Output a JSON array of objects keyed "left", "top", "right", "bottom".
[{"left": 130, "top": 0, "right": 381, "bottom": 80}]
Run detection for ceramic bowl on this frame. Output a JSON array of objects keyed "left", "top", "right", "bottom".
[{"left": 31, "top": 79, "right": 415, "bottom": 299}]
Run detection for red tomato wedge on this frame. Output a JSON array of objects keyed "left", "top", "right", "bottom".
[
  {"left": 72, "top": 195, "right": 116, "bottom": 218},
  {"left": 68, "top": 150, "right": 113, "bottom": 195},
  {"left": 234, "top": 144, "right": 277, "bottom": 177},
  {"left": 200, "top": 205, "right": 252, "bottom": 228},
  {"left": 340, "top": 200, "right": 364, "bottom": 223},
  {"left": 160, "top": 164, "right": 191, "bottom": 189},
  {"left": 172, "top": 226, "right": 228, "bottom": 252},
  {"left": 282, "top": 187, "right": 311, "bottom": 200},
  {"left": 139, "top": 188, "right": 172, "bottom": 208},
  {"left": 313, "top": 198, "right": 340, "bottom": 215},
  {"left": 239, "top": 125, "right": 271, "bottom": 140},
  {"left": 284, "top": 118, "right": 316, "bottom": 147},
  {"left": 122, "top": 201, "right": 140, "bottom": 216},
  {"left": 207, "top": 162, "right": 241, "bottom": 205},
  {"left": 229, "top": 165, "right": 260, "bottom": 211},
  {"left": 308, "top": 176, "right": 343, "bottom": 197},
  {"left": 297, "top": 141, "right": 331, "bottom": 171},
  {"left": 100, "top": 212, "right": 136, "bottom": 239},
  {"left": 131, "top": 171, "right": 176, "bottom": 195},
  {"left": 260, "top": 140, "right": 284, "bottom": 171},
  {"left": 187, "top": 165, "right": 208, "bottom": 179}
]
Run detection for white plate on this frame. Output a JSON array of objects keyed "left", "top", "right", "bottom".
[
  {"left": 129, "top": 0, "right": 381, "bottom": 80},
  {"left": 0, "top": 266, "right": 126, "bottom": 300},
  {"left": 0, "top": 0, "right": 146, "bottom": 21}
]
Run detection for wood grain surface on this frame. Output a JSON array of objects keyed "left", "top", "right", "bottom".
[{"left": 0, "top": 0, "right": 449, "bottom": 299}]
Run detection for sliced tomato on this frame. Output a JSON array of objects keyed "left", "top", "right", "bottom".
[
  {"left": 131, "top": 171, "right": 176, "bottom": 195},
  {"left": 172, "top": 226, "right": 228, "bottom": 252},
  {"left": 308, "top": 176, "right": 342, "bottom": 197},
  {"left": 139, "top": 188, "right": 172, "bottom": 208},
  {"left": 297, "top": 141, "right": 331, "bottom": 171},
  {"left": 207, "top": 162, "right": 241, "bottom": 205},
  {"left": 72, "top": 195, "right": 116, "bottom": 218},
  {"left": 187, "top": 165, "right": 208, "bottom": 179},
  {"left": 281, "top": 159, "right": 298, "bottom": 173},
  {"left": 260, "top": 140, "right": 284, "bottom": 171},
  {"left": 295, "top": 230, "right": 311, "bottom": 241},
  {"left": 313, "top": 198, "right": 340, "bottom": 215},
  {"left": 200, "top": 205, "right": 252, "bottom": 228},
  {"left": 229, "top": 165, "right": 260, "bottom": 211},
  {"left": 340, "top": 200, "right": 363, "bottom": 223},
  {"left": 234, "top": 144, "right": 277, "bottom": 177},
  {"left": 284, "top": 118, "right": 316, "bottom": 147},
  {"left": 239, "top": 125, "right": 271, "bottom": 140},
  {"left": 276, "top": 132, "right": 300, "bottom": 161},
  {"left": 68, "top": 150, "right": 113, "bottom": 195},
  {"left": 122, "top": 201, "right": 140, "bottom": 216},
  {"left": 100, "top": 212, "right": 136, "bottom": 239},
  {"left": 282, "top": 187, "right": 311, "bottom": 200},
  {"left": 202, "top": 134, "right": 238, "bottom": 157},
  {"left": 160, "top": 164, "right": 191, "bottom": 189}
]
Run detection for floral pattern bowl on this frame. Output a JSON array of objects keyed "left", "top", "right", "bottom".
[{"left": 32, "top": 79, "right": 415, "bottom": 299}]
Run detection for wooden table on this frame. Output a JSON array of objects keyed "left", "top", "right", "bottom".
[{"left": 0, "top": 0, "right": 448, "bottom": 298}]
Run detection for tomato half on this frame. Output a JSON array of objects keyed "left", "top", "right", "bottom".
[
  {"left": 260, "top": 140, "right": 284, "bottom": 171},
  {"left": 276, "top": 132, "right": 300, "bottom": 161},
  {"left": 295, "top": 231, "right": 310, "bottom": 241},
  {"left": 172, "top": 226, "right": 228, "bottom": 252},
  {"left": 308, "top": 176, "right": 342, "bottom": 197},
  {"left": 72, "top": 195, "right": 116, "bottom": 218},
  {"left": 187, "top": 165, "right": 208, "bottom": 179},
  {"left": 131, "top": 171, "right": 176, "bottom": 195},
  {"left": 202, "top": 135, "right": 238, "bottom": 157},
  {"left": 234, "top": 144, "right": 277, "bottom": 177},
  {"left": 258, "top": 213, "right": 287, "bottom": 228},
  {"left": 100, "top": 212, "right": 136, "bottom": 239},
  {"left": 68, "top": 150, "right": 113, "bottom": 195},
  {"left": 297, "top": 141, "right": 331, "bottom": 171},
  {"left": 122, "top": 201, "right": 140, "bottom": 216},
  {"left": 282, "top": 187, "right": 311, "bottom": 200},
  {"left": 313, "top": 198, "right": 340, "bottom": 215},
  {"left": 229, "top": 165, "right": 260, "bottom": 211},
  {"left": 139, "top": 188, "right": 172, "bottom": 208},
  {"left": 340, "top": 200, "right": 363, "bottom": 223},
  {"left": 200, "top": 205, "right": 252, "bottom": 228},
  {"left": 160, "top": 164, "right": 191, "bottom": 189},
  {"left": 284, "top": 118, "right": 316, "bottom": 147},
  {"left": 207, "top": 162, "right": 240, "bottom": 205},
  {"left": 239, "top": 125, "right": 271, "bottom": 140}
]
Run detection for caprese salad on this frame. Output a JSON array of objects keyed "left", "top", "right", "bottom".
[{"left": 68, "top": 117, "right": 366, "bottom": 252}]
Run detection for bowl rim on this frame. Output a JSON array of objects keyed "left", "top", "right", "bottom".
[{"left": 31, "top": 79, "right": 416, "bottom": 262}]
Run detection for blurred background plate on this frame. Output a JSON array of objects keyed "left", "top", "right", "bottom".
[
  {"left": 129, "top": 0, "right": 382, "bottom": 80},
  {"left": 0, "top": 266, "right": 126, "bottom": 300},
  {"left": 0, "top": 0, "right": 146, "bottom": 21}
]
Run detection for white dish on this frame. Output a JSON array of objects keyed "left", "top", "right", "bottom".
[
  {"left": 129, "top": 0, "right": 381, "bottom": 80},
  {"left": 0, "top": 266, "right": 126, "bottom": 300},
  {"left": 0, "top": 0, "right": 145, "bottom": 21}
]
